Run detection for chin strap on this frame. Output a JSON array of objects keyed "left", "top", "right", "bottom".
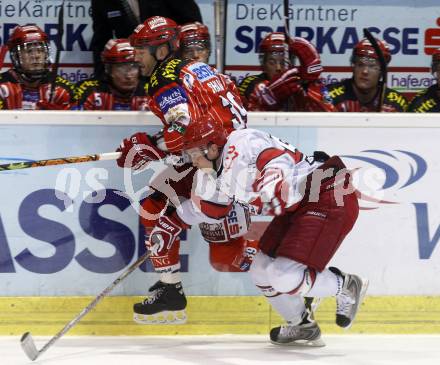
[{"left": 18, "top": 69, "right": 50, "bottom": 83}]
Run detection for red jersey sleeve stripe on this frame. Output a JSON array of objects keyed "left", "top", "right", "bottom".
[
  {"left": 200, "top": 200, "right": 233, "bottom": 219},
  {"left": 256, "top": 148, "right": 286, "bottom": 172}
]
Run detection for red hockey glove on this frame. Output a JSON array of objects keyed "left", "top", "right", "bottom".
[
  {"left": 233, "top": 239, "right": 259, "bottom": 272},
  {"left": 116, "top": 132, "right": 166, "bottom": 169},
  {"left": 37, "top": 100, "right": 69, "bottom": 110},
  {"left": 267, "top": 67, "right": 302, "bottom": 103},
  {"left": 146, "top": 213, "right": 189, "bottom": 256},
  {"left": 252, "top": 168, "right": 289, "bottom": 216}
]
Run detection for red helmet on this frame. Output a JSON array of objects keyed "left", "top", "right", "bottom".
[
  {"left": 432, "top": 49, "right": 440, "bottom": 74},
  {"left": 352, "top": 38, "right": 391, "bottom": 64},
  {"left": 101, "top": 39, "right": 136, "bottom": 64},
  {"left": 183, "top": 117, "right": 227, "bottom": 150},
  {"left": 7, "top": 25, "right": 49, "bottom": 50},
  {"left": 7, "top": 25, "right": 51, "bottom": 81},
  {"left": 259, "top": 32, "right": 295, "bottom": 54},
  {"left": 130, "top": 16, "right": 179, "bottom": 52},
  {"left": 179, "top": 22, "right": 211, "bottom": 50}
]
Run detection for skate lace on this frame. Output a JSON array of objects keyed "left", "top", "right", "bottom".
[
  {"left": 144, "top": 287, "right": 165, "bottom": 305},
  {"left": 279, "top": 324, "right": 300, "bottom": 339},
  {"left": 336, "top": 291, "right": 355, "bottom": 316}
]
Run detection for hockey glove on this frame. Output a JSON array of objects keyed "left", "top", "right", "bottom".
[
  {"left": 37, "top": 100, "right": 69, "bottom": 110},
  {"left": 147, "top": 213, "right": 189, "bottom": 256},
  {"left": 233, "top": 240, "right": 259, "bottom": 272},
  {"left": 252, "top": 168, "right": 290, "bottom": 216},
  {"left": 116, "top": 132, "right": 166, "bottom": 170},
  {"left": 267, "top": 67, "right": 302, "bottom": 103}
]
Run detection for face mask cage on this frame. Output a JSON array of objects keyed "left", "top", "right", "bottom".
[
  {"left": 181, "top": 38, "right": 210, "bottom": 52},
  {"left": 259, "top": 51, "right": 295, "bottom": 68},
  {"left": 10, "top": 41, "right": 51, "bottom": 81},
  {"left": 352, "top": 56, "right": 381, "bottom": 72}
]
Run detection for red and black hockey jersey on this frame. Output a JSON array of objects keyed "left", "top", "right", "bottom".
[
  {"left": 74, "top": 78, "right": 149, "bottom": 111},
  {"left": 0, "top": 69, "right": 75, "bottom": 110},
  {"left": 146, "top": 56, "right": 246, "bottom": 152},
  {"left": 327, "top": 78, "right": 408, "bottom": 112},
  {"left": 408, "top": 84, "right": 440, "bottom": 113},
  {"left": 238, "top": 72, "right": 335, "bottom": 112}
]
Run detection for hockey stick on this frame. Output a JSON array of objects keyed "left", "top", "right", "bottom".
[
  {"left": 48, "top": 0, "right": 65, "bottom": 103},
  {"left": 0, "top": 151, "right": 121, "bottom": 171},
  {"left": 363, "top": 28, "right": 387, "bottom": 112},
  {"left": 20, "top": 251, "right": 150, "bottom": 361},
  {"left": 283, "top": 0, "right": 291, "bottom": 68},
  {"left": 214, "top": 0, "right": 225, "bottom": 73},
  {"left": 282, "top": 0, "right": 292, "bottom": 111},
  {"left": 0, "top": 44, "right": 8, "bottom": 72},
  {"left": 0, "top": 151, "right": 189, "bottom": 172},
  {"left": 222, "top": 0, "right": 228, "bottom": 73}
]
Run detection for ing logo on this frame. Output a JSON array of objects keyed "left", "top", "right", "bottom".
[
  {"left": 424, "top": 17, "right": 440, "bottom": 55},
  {"left": 343, "top": 150, "right": 427, "bottom": 210}
]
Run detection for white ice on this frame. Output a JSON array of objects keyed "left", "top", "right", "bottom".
[{"left": 2, "top": 335, "right": 440, "bottom": 365}]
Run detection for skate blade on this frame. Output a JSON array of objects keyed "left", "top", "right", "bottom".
[
  {"left": 133, "top": 310, "right": 187, "bottom": 325},
  {"left": 344, "top": 278, "right": 369, "bottom": 330},
  {"left": 271, "top": 337, "right": 326, "bottom": 348}
]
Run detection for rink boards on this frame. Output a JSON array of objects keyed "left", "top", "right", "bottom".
[
  {"left": 0, "top": 112, "right": 439, "bottom": 335},
  {"left": 1, "top": 296, "right": 439, "bottom": 336}
]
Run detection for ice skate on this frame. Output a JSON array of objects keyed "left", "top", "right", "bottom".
[
  {"left": 133, "top": 281, "right": 187, "bottom": 324},
  {"left": 330, "top": 267, "right": 369, "bottom": 329},
  {"left": 270, "top": 310, "right": 325, "bottom": 347}
]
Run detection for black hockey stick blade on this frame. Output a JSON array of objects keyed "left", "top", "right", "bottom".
[
  {"left": 362, "top": 28, "right": 387, "bottom": 76},
  {"left": 362, "top": 28, "right": 387, "bottom": 111},
  {"left": 20, "top": 332, "right": 39, "bottom": 361},
  {"left": 49, "top": 0, "right": 65, "bottom": 102}
]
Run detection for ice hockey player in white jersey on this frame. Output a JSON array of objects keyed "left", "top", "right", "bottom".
[{"left": 180, "top": 116, "right": 369, "bottom": 346}]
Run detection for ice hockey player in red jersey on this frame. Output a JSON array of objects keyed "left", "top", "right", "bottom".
[
  {"left": 238, "top": 32, "right": 335, "bottom": 112},
  {"left": 75, "top": 39, "right": 149, "bottom": 110},
  {"left": 115, "top": 16, "right": 252, "bottom": 324},
  {"left": 408, "top": 49, "right": 440, "bottom": 112},
  {"left": 179, "top": 22, "right": 211, "bottom": 64},
  {"left": 327, "top": 38, "right": 408, "bottom": 112},
  {"left": 0, "top": 25, "right": 74, "bottom": 110},
  {"left": 182, "top": 117, "right": 369, "bottom": 347}
]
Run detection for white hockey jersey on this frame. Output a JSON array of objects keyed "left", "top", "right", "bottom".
[{"left": 176, "top": 128, "right": 323, "bottom": 225}]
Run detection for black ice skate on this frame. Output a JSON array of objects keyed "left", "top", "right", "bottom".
[
  {"left": 133, "top": 281, "right": 187, "bottom": 324},
  {"left": 330, "top": 267, "right": 369, "bottom": 329},
  {"left": 270, "top": 309, "right": 325, "bottom": 347}
]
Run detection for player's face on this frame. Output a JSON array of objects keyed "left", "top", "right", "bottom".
[
  {"left": 185, "top": 146, "right": 217, "bottom": 170},
  {"left": 353, "top": 57, "right": 381, "bottom": 91},
  {"left": 110, "top": 63, "right": 139, "bottom": 93},
  {"left": 263, "top": 52, "right": 287, "bottom": 79},
  {"left": 181, "top": 45, "right": 210, "bottom": 63},
  {"left": 19, "top": 42, "right": 47, "bottom": 72},
  {"left": 134, "top": 46, "right": 157, "bottom": 76}
]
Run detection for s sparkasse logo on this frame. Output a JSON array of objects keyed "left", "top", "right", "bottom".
[{"left": 424, "top": 17, "right": 440, "bottom": 55}]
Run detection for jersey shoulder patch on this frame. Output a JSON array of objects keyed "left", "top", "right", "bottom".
[
  {"left": 55, "top": 75, "right": 75, "bottom": 95},
  {"left": 238, "top": 73, "right": 266, "bottom": 98},
  {"left": 155, "top": 85, "right": 188, "bottom": 115},
  {"left": 408, "top": 85, "right": 439, "bottom": 112},
  {"left": 383, "top": 88, "right": 408, "bottom": 111},
  {"left": 148, "top": 57, "right": 190, "bottom": 95},
  {"left": 74, "top": 78, "right": 101, "bottom": 103},
  {"left": 186, "top": 61, "right": 217, "bottom": 82},
  {"left": 326, "top": 80, "right": 348, "bottom": 103}
]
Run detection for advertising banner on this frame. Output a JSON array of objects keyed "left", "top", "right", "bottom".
[
  {"left": 0, "top": 0, "right": 438, "bottom": 94},
  {"left": 0, "top": 114, "right": 439, "bottom": 296}
]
